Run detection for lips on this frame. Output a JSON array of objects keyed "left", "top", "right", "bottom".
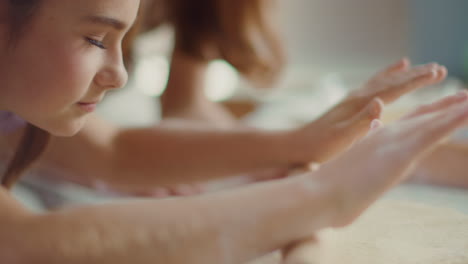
[{"left": 77, "top": 102, "right": 99, "bottom": 112}]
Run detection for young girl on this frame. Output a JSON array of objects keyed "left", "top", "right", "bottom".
[
  {"left": 12, "top": 0, "right": 455, "bottom": 197},
  {"left": 1, "top": 0, "right": 468, "bottom": 263}
]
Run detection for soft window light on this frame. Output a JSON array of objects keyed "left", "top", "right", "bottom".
[
  {"left": 135, "top": 56, "right": 170, "bottom": 97},
  {"left": 205, "top": 60, "right": 239, "bottom": 102}
]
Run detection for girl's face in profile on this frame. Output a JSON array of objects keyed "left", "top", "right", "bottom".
[{"left": 0, "top": 0, "right": 140, "bottom": 136}]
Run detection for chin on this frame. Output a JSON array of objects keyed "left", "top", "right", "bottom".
[
  {"left": 37, "top": 116, "right": 87, "bottom": 137},
  {"left": 57, "top": 121, "right": 86, "bottom": 137},
  {"left": 51, "top": 126, "right": 82, "bottom": 137}
]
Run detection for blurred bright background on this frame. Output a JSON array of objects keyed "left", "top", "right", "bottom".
[{"left": 98, "top": 0, "right": 468, "bottom": 129}]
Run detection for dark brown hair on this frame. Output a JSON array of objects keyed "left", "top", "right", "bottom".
[
  {"left": 1, "top": 0, "right": 51, "bottom": 189},
  {"left": 126, "top": 0, "right": 286, "bottom": 87}
]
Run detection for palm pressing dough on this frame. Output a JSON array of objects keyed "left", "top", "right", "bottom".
[{"left": 251, "top": 200, "right": 468, "bottom": 264}]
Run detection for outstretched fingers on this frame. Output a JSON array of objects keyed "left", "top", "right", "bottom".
[
  {"left": 379, "top": 64, "right": 446, "bottom": 103},
  {"left": 402, "top": 90, "right": 468, "bottom": 120},
  {"left": 399, "top": 101, "right": 468, "bottom": 158},
  {"left": 380, "top": 57, "right": 410, "bottom": 75}
]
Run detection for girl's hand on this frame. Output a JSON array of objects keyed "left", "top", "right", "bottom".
[
  {"left": 280, "top": 91, "right": 468, "bottom": 264},
  {"left": 316, "top": 91, "right": 468, "bottom": 227},
  {"left": 293, "top": 58, "right": 447, "bottom": 164}
]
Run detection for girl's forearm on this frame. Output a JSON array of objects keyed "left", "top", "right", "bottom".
[
  {"left": 39, "top": 116, "right": 303, "bottom": 190},
  {"left": 109, "top": 125, "right": 301, "bottom": 187},
  {"left": 3, "top": 177, "right": 336, "bottom": 264}
]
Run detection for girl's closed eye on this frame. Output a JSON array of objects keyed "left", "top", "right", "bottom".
[{"left": 85, "top": 37, "right": 107, "bottom": 49}]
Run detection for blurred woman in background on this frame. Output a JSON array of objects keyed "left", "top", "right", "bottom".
[{"left": 126, "top": 0, "right": 286, "bottom": 125}]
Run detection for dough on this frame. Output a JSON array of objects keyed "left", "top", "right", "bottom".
[{"left": 250, "top": 200, "right": 468, "bottom": 264}]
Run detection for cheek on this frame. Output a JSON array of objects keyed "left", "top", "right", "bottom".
[
  {"left": 46, "top": 47, "right": 96, "bottom": 104},
  {"left": 14, "top": 38, "right": 98, "bottom": 114}
]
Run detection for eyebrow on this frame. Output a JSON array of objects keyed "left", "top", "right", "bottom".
[{"left": 83, "top": 15, "right": 127, "bottom": 31}]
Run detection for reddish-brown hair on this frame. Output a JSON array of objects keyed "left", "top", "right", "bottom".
[
  {"left": 2, "top": 0, "right": 51, "bottom": 189},
  {"left": 125, "top": 0, "right": 286, "bottom": 87}
]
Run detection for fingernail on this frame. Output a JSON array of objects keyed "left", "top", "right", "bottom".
[
  {"left": 370, "top": 119, "right": 382, "bottom": 130},
  {"left": 368, "top": 100, "right": 379, "bottom": 116}
]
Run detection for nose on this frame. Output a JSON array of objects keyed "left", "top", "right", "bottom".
[{"left": 94, "top": 52, "right": 128, "bottom": 90}]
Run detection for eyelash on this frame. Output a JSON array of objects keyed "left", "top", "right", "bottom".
[{"left": 86, "top": 37, "right": 107, "bottom": 49}]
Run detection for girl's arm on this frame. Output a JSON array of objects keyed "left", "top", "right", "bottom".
[
  {"left": 39, "top": 115, "right": 299, "bottom": 190},
  {"left": 0, "top": 176, "right": 336, "bottom": 264}
]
